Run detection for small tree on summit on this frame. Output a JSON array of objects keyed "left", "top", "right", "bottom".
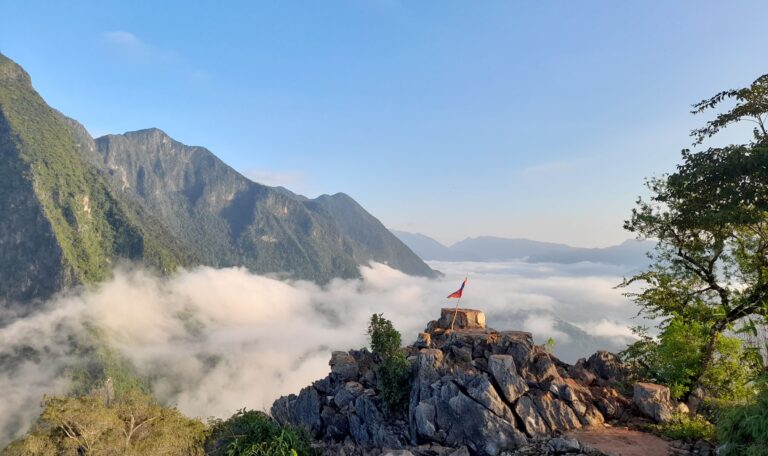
[{"left": 367, "top": 314, "right": 411, "bottom": 415}]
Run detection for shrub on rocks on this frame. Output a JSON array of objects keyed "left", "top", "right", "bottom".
[
  {"left": 206, "top": 409, "right": 313, "bottom": 456},
  {"left": 367, "top": 313, "right": 411, "bottom": 415}
]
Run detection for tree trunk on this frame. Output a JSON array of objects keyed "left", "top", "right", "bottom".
[{"left": 691, "top": 322, "right": 725, "bottom": 395}]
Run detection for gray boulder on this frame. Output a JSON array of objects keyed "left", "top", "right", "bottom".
[
  {"left": 532, "top": 391, "right": 582, "bottom": 432},
  {"left": 548, "top": 437, "right": 581, "bottom": 454},
  {"left": 586, "top": 351, "right": 625, "bottom": 382},
  {"left": 633, "top": 382, "right": 674, "bottom": 423},
  {"left": 488, "top": 354, "right": 528, "bottom": 403},
  {"left": 330, "top": 351, "right": 359, "bottom": 381},
  {"left": 514, "top": 395, "right": 549, "bottom": 435}
]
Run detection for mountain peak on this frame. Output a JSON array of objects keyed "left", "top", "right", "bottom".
[
  {"left": 0, "top": 52, "right": 31, "bottom": 86},
  {"left": 122, "top": 127, "right": 173, "bottom": 141}
]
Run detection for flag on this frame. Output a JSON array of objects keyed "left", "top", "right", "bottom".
[{"left": 447, "top": 277, "right": 467, "bottom": 299}]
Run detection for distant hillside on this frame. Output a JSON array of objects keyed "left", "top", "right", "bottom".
[
  {"left": 0, "top": 51, "right": 436, "bottom": 305},
  {"left": 0, "top": 53, "right": 193, "bottom": 305},
  {"left": 391, "top": 230, "right": 654, "bottom": 267}
]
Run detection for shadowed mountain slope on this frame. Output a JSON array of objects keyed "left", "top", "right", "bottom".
[{"left": 0, "top": 51, "right": 436, "bottom": 305}]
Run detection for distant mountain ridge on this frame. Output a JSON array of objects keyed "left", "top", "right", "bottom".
[
  {"left": 391, "top": 230, "right": 654, "bottom": 267},
  {"left": 0, "top": 51, "right": 436, "bottom": 305}
]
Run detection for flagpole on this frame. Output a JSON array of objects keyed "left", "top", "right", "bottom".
[
  {"left": 450, "top": 295, "right": 462, "bottom": 331},
  {"left": 449, "top": 275, "right": 468, "bottom": 331}
]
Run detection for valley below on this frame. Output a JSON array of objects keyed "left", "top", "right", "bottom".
[{"left": 0, "top": 259, "right": 641, "bottom": 447}]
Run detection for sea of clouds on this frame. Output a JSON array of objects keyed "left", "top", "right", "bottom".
[{"left": 0, "top": 260, "right": 647, "bottom": 445}]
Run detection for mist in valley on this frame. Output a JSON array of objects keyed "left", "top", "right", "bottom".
[{"left": 0, "top": 260, "right": 644, "bottom": 445}]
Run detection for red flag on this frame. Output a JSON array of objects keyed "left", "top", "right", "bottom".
[{"left": 447, "top": 278, "right": 467, "bottom": 299}]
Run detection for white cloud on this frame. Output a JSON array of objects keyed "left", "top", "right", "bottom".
[
  {"left": 0, "top": 260, "right": 645, "bottom": 445},
  {"left": 574, "top": 319, "right": 636, "bottom": 339},
  {"left": 103, "top": 31, "right": 143, "bottom": 48},
  {"left": 522, "top": 314, "right": 571, "bottom": 342},
  {"left": 101, "top": 31, "right": 178, "bottom": 65}
]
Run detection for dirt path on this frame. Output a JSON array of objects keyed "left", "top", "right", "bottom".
[{"left": 568, "top": 427, "right": 678, "bottom": 456}]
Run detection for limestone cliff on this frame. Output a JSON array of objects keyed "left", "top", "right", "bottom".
[{"left": 270, "top": 309, "right": 679, "bottom": 456}]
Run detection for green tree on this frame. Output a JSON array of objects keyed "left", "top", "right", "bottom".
[
  {"left": 367, "top": 314, "right": 411, "bottom": 414},
  {"left": 624, "top": 73, "right": 768, "bottom": 397},
  {"left": 691, "top": 74, "right": 768, "bottom": 145},
  {"left": 4, "top": 390, "right": 207, "bottom": 455},
  {"left": 367, "top": 313, "right": 402, "bottom": 360}
]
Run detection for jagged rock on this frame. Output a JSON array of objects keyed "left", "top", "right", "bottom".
[
  {"left": 591, "top": 386, "right": 630, "bottom": 420},
  {"left": 531, "top": 354, "right": 563, "bottom": 384},
  {"left": 494, "top": 331, "right": 535, "bottom": 369},
  {"left": 331, "top": 351, "right": 360, "bottom": 381},
  {"left": 586, "top": 351, "right": 625, "bottom": 382},
  {"left": 633, "top": 383, "right": 673, "bottom": 423},
  {"left": 271, "top": 310, "right": 662, "bottom": 455},
  {"left": 296, "top": 386, "right": 323, "bottom": 435},
  {"left": 335, "top": 381, "right": 365, "bottom": 408},
  {"left": 568, "top": 364, "right": 597, "bottom": 386},
  {"left": 456, "top": 372, "right": 515, "bottom": 422},
  {"left": 488, "top": 354, "right": 528, "bottom": 403},
  {"left": 416, "top": 332, "right": 432, "bottom": 349},
  {"left": 436, "top": 381, "right": 527, "bottom": 455},
  {"left": 532, "top": 392, "right": 582, "bottom": 432},
  {"left": 321, "top": 406, "right": 350, "bottom": 440},
  {"left": 413, "top": 402, "right": 437, "bottom": 439},
  {"left": 514, "top": 396, "right": 549, "bottom": 435}
]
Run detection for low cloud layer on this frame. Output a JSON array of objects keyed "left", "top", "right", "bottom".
[{"left": 0, "top": 260, "right": 645, "bottom": 446}]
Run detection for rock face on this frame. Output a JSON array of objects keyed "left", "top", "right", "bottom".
[
  {"left": 633, "top": 382, "right": 674, "bottom": 423},
  {"left": 0, "top": 52, "right": 192, "bottom": 308},
  {"left": 91, "top": 129, "right": 439, "bottom": 283},
  {"left": 272, "top": 311, "right": 640, "bottom": 456},
  {"left": 585, "top": 351, "right": 625, "bottom": 382}
]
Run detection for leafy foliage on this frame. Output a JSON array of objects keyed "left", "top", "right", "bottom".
[
  {"left": 622, "top": 319, "right": 759, "bottom": 400},
  {"left": 3, "top": 390, "right": 207, "bottom": 455},
  {"left": 691, "top": 73, "right": 768, "bottom": 145},
  {"left": 367, "top": 314, "right": 411, "bottom": 414},
  {"left": 378, "top": 355, "right": 411, "bottom": 414},
  {"left": 205, "top": 409, "right": 313, "bottom": 456},
  {"left": 622, "top": 73, "right": 768, "bottom": 396},
  {"left": 367, "top": 313, "right": 402, "bottom": 360},
  {"left": 717, "top": 387, "right": 768, "bottom": 456},
  {"left": 646, "top": 412, "right": 716, "bottom": 442},
  {"left": 66, "top": 325, "right": 151, "bottom": 398},
  {"left": 0, "top": 52, "right": 190, "bottom": 300}
]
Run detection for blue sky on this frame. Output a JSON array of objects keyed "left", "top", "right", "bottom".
[{"left": 2, "top": 1, "right": 766, "bottom": 247}]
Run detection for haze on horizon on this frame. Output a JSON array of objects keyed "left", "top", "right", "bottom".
[{"left": 2, "top": 0, "right": 767, "bottom": 247}]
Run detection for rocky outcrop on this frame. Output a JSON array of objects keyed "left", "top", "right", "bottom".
[
  {"left": 633, "top": 382, "right": 674, "bottom": 423},
  {"left": 584, "top": 351, "right": 625, "bottom": 382},
  {"left": 271, "top": 310, "right": 646, "bottom": 456}
]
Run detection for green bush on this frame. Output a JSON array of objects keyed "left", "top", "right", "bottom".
[
  {"left": 716, "top": 388, "right": 768, "bottom": 456},
  {"left": 647, "top": 412, "right": 716, "bottom": 442},
  {"left": 378, "top": 354, "right": 411, "bottom": 414},
  {"left": 622, "top": 317, "right": 758, "bottom": 401},
  {"left": 367, "top": 314, "right": 411, "bottom": 415},
  {"left": 206, "top": 409, "right": 313, "bottom": 456}
]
